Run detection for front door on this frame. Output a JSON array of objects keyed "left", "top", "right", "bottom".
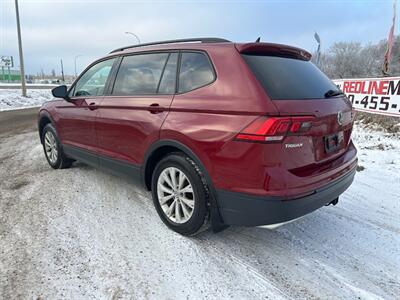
[{"left": 56, "top": 58, "right": 116, "bottom": 163}]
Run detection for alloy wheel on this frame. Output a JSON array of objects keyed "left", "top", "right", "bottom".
[
  {"left": 157, "top": 167, "right": 195, "bottom": 224},
  {"left": 44, "top": 131, "right": 58, "bottom": 164}
]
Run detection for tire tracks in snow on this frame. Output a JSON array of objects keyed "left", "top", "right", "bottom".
[{"left": 195, "top": 236, "right": 293, "bottom": 300}]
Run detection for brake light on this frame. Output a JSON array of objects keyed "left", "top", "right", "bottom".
[{"left": 235, "top": 116, "right": 314, "bottom": 142}]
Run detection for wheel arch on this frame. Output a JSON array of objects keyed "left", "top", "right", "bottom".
[
  {"left": 142, "top": 139, "right": 227, "bottom": 232},
  {"left": 38, "top": 110, "right": 56, "bottom": 144},
  {"left": 142, "top": 140, "right": 211, "bottom": 191}
]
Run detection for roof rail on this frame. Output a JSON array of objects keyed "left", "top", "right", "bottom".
[{"left": 110, "top": 37, "right": 231, "bottom": 54}]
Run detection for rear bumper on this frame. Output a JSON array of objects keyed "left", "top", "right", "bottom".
[{"left": 216, "top": 166, "right": 356, "bottom": 226}]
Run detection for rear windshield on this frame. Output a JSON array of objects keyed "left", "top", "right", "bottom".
[{"left": 242, "top": 54, "right": 339, "bottom": 100}]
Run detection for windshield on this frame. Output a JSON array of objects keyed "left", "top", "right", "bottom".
[{"left": 242, "top": 54, "right": 340, "bottom": 100}]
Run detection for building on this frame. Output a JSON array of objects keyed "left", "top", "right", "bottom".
[{"left": 0, "top": 68, "right": 21, "bottom": 82}]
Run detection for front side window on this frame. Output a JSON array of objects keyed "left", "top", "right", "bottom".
[
  {"left": 73, "top": 58, "right": 116, "bottom": 97},
  {"left": 112, "top": 53, "right": 169, "bottom": 95},
  {"left": 178, "top": 52, "right": 215, "bottom": 93}
]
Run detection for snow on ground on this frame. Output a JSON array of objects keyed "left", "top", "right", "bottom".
[
  {"left": 0, "top": 117, "right": 399, "bottom": 299},
  {"left": 0, "top": 89, "right": 52, "bottom": 111},
  {"left": 0, "top": 83, "right": 58, "bottom": 88}
]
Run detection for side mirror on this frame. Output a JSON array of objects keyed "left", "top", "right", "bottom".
[{"left": 51, "top": 85, "right": 69, "bottom": 100}]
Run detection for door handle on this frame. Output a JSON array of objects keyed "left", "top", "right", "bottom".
[
  {"left": 148, "top": 103, "right": 164, "bottom": 114},
  {"left": 88, "top": 102, "right": 98, "bottom": 111}
]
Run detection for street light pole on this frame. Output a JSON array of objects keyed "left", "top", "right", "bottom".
[
  {"left": 60, "top": 59, "right": 65, "bottom": 83},
  {"left": 125, "top": 32, "right": 141, "bottom": 44},
  {"left": 314, "top": 32, "right": 321, "bottom": 67},
  {"left": 74, "top": 55, "right": 82, "bottom": 77},
  {"left": 14, "top": 0, "right": 27, "bottom": 97}
]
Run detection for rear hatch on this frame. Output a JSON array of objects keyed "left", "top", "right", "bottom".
[{"left": 237, "top": 43, "right": 354, "bottom": 176}]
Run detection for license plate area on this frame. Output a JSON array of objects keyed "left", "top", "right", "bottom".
[{"left": 324, "top": 132, "right": 344, "bottom": 153}]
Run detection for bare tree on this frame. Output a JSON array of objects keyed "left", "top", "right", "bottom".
[
  {"left": 314, "top": 36, "right": 400, "bottom": 79},
  {"left": 330, "top": 42, "right": 364, "bottom": 78}
]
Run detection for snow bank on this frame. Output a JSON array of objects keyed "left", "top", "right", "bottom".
[
  {"left": 0, "top": 83, "right": 58, "bottom": 88},
  {"left": 0, "top": 89, "right": 53, "bottom": 111},
  {"left": 353, "top": 120, "right": 400, "bottom": 168}
]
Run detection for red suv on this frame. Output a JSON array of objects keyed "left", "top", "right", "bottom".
[{"left": 38, "top": 38, "right": 357, "bottom": 235}]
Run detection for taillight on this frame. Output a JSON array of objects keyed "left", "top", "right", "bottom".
[{"left": 235, "top": 116, "right": 314, "bottom": 142}]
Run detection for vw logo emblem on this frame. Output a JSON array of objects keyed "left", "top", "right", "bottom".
[{"left": 337, "top": 111, "right": 344, "bottom": 125}]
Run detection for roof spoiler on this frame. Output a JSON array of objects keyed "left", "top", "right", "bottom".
[{"left": 235, "top": 43, "right": 312, "bottom": 61}]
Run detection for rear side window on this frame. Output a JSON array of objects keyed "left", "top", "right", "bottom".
[
  {"left": 158, "top": 53, "right": 178, "bottom": 94},
  {"left": 178, "top": 52, "right": 215, "bottom": 93},
  {"left": 242, "top": 55, "right": 339, "bottom": 100},
  {"left": 112, "top": 53, "right": 169, "bottom": 95}
]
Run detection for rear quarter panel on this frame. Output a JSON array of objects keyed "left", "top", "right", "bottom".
[{"left": 161, "top": 45, "right": 277, "bottom": 191}]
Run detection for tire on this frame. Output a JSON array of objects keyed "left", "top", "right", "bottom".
[
  {"left": 41, "top": 123, "right": 73, "bottom": 169},
  {"left": 151, "top": 153, "right": 209, "bottom": 236}
]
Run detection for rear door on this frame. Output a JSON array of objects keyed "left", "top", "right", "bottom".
[
  {"left": 96, "top": 51, "right": 178, "bottom": 166},
  {"left": 242, "top": 53, "right": 354, "bottom": 171}
]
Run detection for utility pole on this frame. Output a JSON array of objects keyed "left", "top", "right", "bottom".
[
  {"left": 14, "top": 0, "right": 27, "bottom": 97},
  {"left": 74, "top": 54, "right": 82, "bottom": 77},
  {"left": 60, "top": 59, "right": 65, "bottom": 82}
]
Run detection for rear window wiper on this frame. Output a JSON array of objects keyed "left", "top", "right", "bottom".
[{"left": 325, "top": 89, "right": 345, "bottom": 98}]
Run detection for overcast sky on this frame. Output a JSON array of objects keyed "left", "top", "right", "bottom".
[{"left": 1, "top": 0, "right": 398, "bottom": 75}]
